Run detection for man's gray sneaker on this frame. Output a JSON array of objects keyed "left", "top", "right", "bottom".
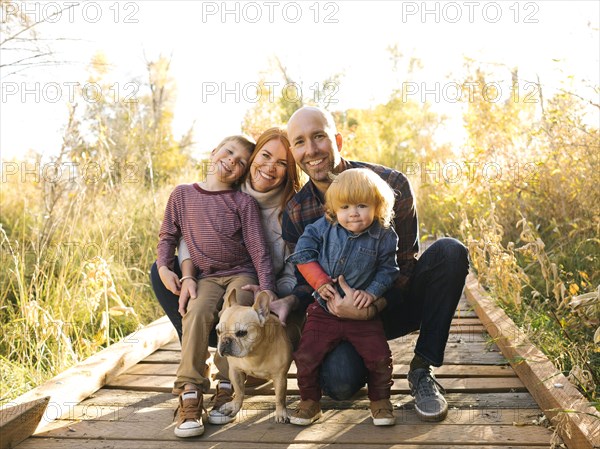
[{"left": 408, "top": 368, "right": 448, "bottom": 422}]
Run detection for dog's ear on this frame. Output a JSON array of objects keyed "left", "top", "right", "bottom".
[
  {"left": 224, "top": 289, "right": 238, "bottom": 309},
  {"left": 252, "top": 291, "right": 271, "bottom": 326}
]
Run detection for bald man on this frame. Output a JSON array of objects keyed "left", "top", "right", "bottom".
[{"left": 281, "top": 106, "right": 469, "bottom": 423}]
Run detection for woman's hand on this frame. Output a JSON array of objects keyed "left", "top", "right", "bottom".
[
  {"left": 262, "top": 289, "right": 278, "bottom": 304},
  {"left": 240, "top": 284, "right": 279, "bottom": 302},
  {"left": 241, "top": 284, "right": 297, "bottom": 326},
  {"left": 241, "top": 283, "right": 261, "bottom": 298},
  {"left": 270, "top": 295, "right": 298, "bottom": 326},
  {"left": 158, "top": 265, "right": 181, "bottom": 295},
  {"left": 178, "top": 278, "right": 197, "bottom": 316}
]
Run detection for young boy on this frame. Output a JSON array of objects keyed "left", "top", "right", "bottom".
[
  {"left": 287, "top": 168, "right": 399, "bottom": 426},
  {"left": 157, "top": 135, "right": 276, "bottom": 438}
]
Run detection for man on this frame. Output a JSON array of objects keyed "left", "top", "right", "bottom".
[{"left": 279, "top": 106, "right": 469, "bottom": 423}]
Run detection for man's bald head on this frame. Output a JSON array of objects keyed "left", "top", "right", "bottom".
[
  {"left": 287, "top": 106, "right": 343, "bottom": 192},
  {"left": 288, "top": 106, "right": 338, "bottom": 137}
]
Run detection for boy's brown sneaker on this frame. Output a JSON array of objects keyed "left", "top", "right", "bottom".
[
  {"left": 174, "top": 388, "right": 204, "bottom": 437},
  {"left": 208, "top": 381, "right": 235, "bottom": 425},
  {"left": 370, "top": 398, "right": 396, "bottom": 426},
  {"left": 289, "top": 399, "right": 322, "bottom": 426}
]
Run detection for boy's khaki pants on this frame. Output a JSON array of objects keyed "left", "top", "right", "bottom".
[{"left": 174, "top": 274, "right": 256, "bottom": 392}]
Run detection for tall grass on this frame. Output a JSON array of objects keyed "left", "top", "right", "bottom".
[
  {"left": 416, "top": 81, "right": 600, "bottom": 406},
  {"left": 0, "top": 157, "right": 175, "bottom": 401}
]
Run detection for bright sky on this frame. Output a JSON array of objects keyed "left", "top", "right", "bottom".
[{"left": 1, "top": 1, "right": 599, "bottom": 160}]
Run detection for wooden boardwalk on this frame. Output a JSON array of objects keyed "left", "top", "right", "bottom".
[{"left": 13, "top": 292, "right": 562, "bottom": 449}]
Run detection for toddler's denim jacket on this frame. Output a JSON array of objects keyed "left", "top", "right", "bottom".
[{"left": 287, "top": 216, "right": 399, "bottom": 312}]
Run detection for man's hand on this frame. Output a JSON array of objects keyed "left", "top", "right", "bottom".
[
  {"left": 353, "top": 290, "right": 375, "bottom": 309},
  {"left": 159, "top": 265, "right": 181, "bottom": 295},
  {"left": 327, "top": 276, "right": 359, "bottom": 319},
  {"left": 326, "top": 275, "right": 365, "bottom": 319},
  {"left": 178, "top": 278, "right": 197, "bottom": 316}
]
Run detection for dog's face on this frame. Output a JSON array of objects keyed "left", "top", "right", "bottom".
[{"left": 216, "top": 290, "right": 271, "bottom": 358}]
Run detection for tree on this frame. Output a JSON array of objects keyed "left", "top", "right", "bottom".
[
  {"left": 241, "top": 57, "right": 344, "bottom": 135},
  {"left": 69, "top": 53, "right": 193, "bottom": 189},
  {"left": 0, "top": 0, "right": 75, "bottom": 77}
]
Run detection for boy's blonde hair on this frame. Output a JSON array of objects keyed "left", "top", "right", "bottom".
[
  {"left": 325, "top": 168, "right": 396, "bottom": 228},
  {"left": 216, "top": 134, "right": 256, "bottom": 156}
]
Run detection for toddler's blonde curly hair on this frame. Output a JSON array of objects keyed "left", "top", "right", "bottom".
[{"left": 325, "top": 168, "right": 396, "bottom": 228}]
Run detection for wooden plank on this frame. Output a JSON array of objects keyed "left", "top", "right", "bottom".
[
  {"left": 142, "top": 352, "right": 508, "bottom": 366},
  {"left": 160, "top": 341, "right": 181, "bottom": 351},
  {"left": 0, "top": 397, "right": 49, "bottom": 449},
  {"left": 18, "top": 440, "right": 553, "bottom": 449},
  {"left": 53, "top": 388, "right": 542, "bottom": 414},
  {"left": 104, "top": 374, "right": 525, "bottom": 394},
  {"left": 392, "top": 363, "right": 514, "bottom": 377},
  {"left": 139, "top": 350, "right": 181, "bottom": 363},
  {"left": 448, "top": 325, "right": 486, "bottom": 334},
  {"left": 127, "top": 362, "right": 516, "bottom": 378},
  {"left": 6, "top": 316, "right": 177, "bottom": 433},
  {"left": 439, "top": 332, "right": 491, "bottom": 343},
  {"left": 389, "top": 340, "right": 503, "bottom": 354},
  {"left": 140, "top": 349, "right": 506, "bottom": 365},
  {"left": 155, "top": 331, "right": 493, "bottom": 353},
  {"left": 35, "top": 418, "right": 552, "bottom": 445},
  {"left": 450, "top": 318, "right": 483, "bottom": 325},
  {"left": 147, "top": 312, "right": 479, "bottom": 348},
  {"left": 392, "top": 351, "right": 507, "bottom": 366},
  {"left": 144, "top": 342, "right": 507, "bottom": 365},
  {"left": 66, "top": 388, "right": 543, "bottom": 410},
  {"left": 454, "top": 310, "right": 477, "bottom": 318},
  {"left": 293, "top": 376, "right": 518, "bottom": 393},
  {"left": 58, "top": 399, "right": 543, "bottom": 426},
  {"left": 395, "top": 392, "right": 541, "bottom": 410},
  {"left": 126, "top": 363, "right": 178, "bottom": 376},
  {"left": 388, "top": 333, "right": 493, "bottom": 344},
  {"left": 465, "top": 273, "right": 600, "bottom": 449}
]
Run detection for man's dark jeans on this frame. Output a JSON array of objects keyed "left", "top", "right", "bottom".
[{"left": 149, "top": 237, "right": 469, "bottom": 400}]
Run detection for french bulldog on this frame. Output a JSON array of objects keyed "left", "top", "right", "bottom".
[{"left": 216, "top": 289, "right": 292, "bottom": 423}]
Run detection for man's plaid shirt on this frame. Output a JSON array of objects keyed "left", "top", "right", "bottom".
[{"left": 282, "top": 159, "right": 419, "bottom": 311}]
